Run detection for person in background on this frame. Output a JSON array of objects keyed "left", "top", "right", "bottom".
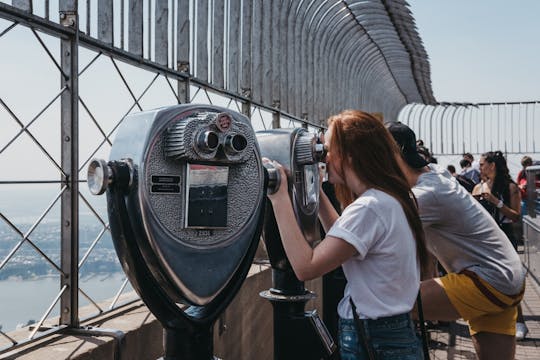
[
  {"left": 387, "top": 122, "right": 525, "bottom": 360},
  {"left": 473, "top": 151, "right": 520, "bottom": 248},
  {"left": 266, "top": 110, "right": 427, "bottom": 359},
  {"left": 517, "top": 156, "right": 533, "bottom": 216},
  {"left": 460, "top": 158, "right": 481, "bottom": 185},
  {"left": 463, "top": 152, "right": 480, "bottom": 172},
  {"left": 417, "top": 145, "right": 438, "bottom": 164},
  {"left": 448, "top": 164, "right": 476, "bottom": 193},
  {"left": 473, "top": 150, "right": 528, "bottom": 340}
]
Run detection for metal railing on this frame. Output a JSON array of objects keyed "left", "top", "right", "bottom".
[
  {"left": 522, "top": 166, "right": 540, "bottom": 287},
  {"left": 0, "top": 0, "right": 433, "bottom": 354},
  {"left": 398, "top": 101, "right": 540, "bottom": 156}
]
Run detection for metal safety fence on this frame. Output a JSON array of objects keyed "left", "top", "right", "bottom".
[
  {"left": 399, "top": 102, "right": 540, "bottom": 157},
  {"left": 0, "top": 0, "right": 433, "bottom": 354}
]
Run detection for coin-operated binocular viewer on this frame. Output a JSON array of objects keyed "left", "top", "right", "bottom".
[
  {"left": 87, "top": 104, "right": 266, "bottom": 360},
  {"left": 257, "top": 128, "right": 336, "bottom": 360}
]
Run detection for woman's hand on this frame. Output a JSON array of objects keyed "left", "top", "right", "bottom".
[
  {"left": 262, "top": 158, "right": 289, "bottom": 203},
  {"left": 481, "top": 191, "right": 498, "bottom": 206}
]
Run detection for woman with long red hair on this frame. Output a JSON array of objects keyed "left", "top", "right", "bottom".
[{"left": 266, "top": 109, "right": 427, "bottom": 359}]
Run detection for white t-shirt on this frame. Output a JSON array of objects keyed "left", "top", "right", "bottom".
[{"left": 327, "top": 189, "right": 420, "bottom": 320}]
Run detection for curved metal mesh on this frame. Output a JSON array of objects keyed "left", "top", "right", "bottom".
[{"left": 0, "top": 0, "right": 433, "bottom": 353}]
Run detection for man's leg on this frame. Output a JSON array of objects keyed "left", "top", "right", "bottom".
[
  {"left": 415, "top": 278, "right": 461, "bottom": 321},
  {"left": 472, "top": 332, "right": 515, "bottom": 360},
  {"left": 419, "top": 278, "right": 517, "bottom": 360}
]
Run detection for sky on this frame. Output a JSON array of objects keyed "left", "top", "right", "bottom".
[
  {"left": 405, "top": 1, "right": 540, "bottom": 175},
  {"left": 407, "top": 0, "right": 540, "bottom": 103}
]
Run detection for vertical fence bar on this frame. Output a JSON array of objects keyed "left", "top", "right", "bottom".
[
  {"left": 294, "top": 3, "right": 303, "bottom": 116},
  {"left": 533, "top": 103, "right": 537, "bottom": 153},
  {"left": 525, "top": 104, "right": 529, "bottom": 153},
  {"left": 475, "top": 106, "right": 479, "bottom": 154},
  {"left": 129, "top": 0, "right": 144, "bottom": 56},
  {"left": 300, "top": 3, "right": 308, "bottom": 120},
  {"left": 271, "top": 0, "right": 281, "bottom": 113},
  {"left": 489, "top": 105, "right": 493, "bottom": 150},
  {"left": 503, "top": 104, "right": 508, "bottom": 154},
  {"left": 428, "top": 105, "right": 437, "bottom": 152},
  {"left": 518, "top": 104, "right": 522, "bottom": 153},
  {"left": 98, "top": 0, "right": 114, "bottom": 45},
  {"left": 512, "top": 104, "right": 520, "bottom": 151},
  {"left": 228, "top": 0, "right": 240, "bottom": 93},
  {"left": 251, "top": 0, "right": 262, "bottom": 103},
  {"left": 177, "top": 0, "right": 190, "bottom": 103},
  {"left": 496, "top": 105, "right": 500, "bottom": 151},
  {"left": 212, "top": 0, "right": 225, "bottom": 88},
  {"left": 507, "top": 104, "right": 511, "bottom": 153},
  {"left": 241, "top": 0, "right": 252, "bottom": 117},
  {"left": 412, "top": 104, "right": 422, "bottom": 131},
  {"left": 450, "top": 106, "right": 456, "bottom": 154},
  {"left": 272, "top": 111, "right": 280, "bottom": 129},
  {"left": 196, "top": 0, "right": 209, "bottom": 82},
  {"left": 451, "top": 106, "right": 459, "bottom": 154},
  {"left": 439, "top": 105, "right": 451, "bottom": 154},
  {"left": 171, "top": 0, "right": 176, "bottom": 67},
  {"left": 414, "top": 104, "right": 422, "bottom": 131},
  {"left": 120, "top": 0, "right": 125, "bottom": 49},
  {"left": 307, "top": 3, "right": 319, "bottom": 125},
  {"left": 286, "top": 1, "right": 296, "bottom": 116},
  {"left": 147, "top": 0, "right": 151, "bottom": 59},
  {"left": 316, "top": 11, "right": 327, "bottom": 123},
  {"left": 86, "top": 1, "right": 91, "bottom": 35},
  {"left": 155, "top": 0, "right": 168, "bottom": 66},
  {"left": 406, "top": 103, "right": 416, "bottom": 126},
  {"left": 261, "top": 0, "right": 272, "bottom": 107},
  {"left": 460, "top": 106, "right": 465, "bottom": 153},
  {"left": 280, "top": 1, "right": 290, "bottom": 113},
  {"left": 465, "top": 106, "right": 472, "bottom": 154},
  {"left": 417, "top": 105, "right": 428, "bottom": 142},
  {"left": 12, "top": 0, "right": 32, "bottom": 12},
  {"left": 59, "top": 0, "right": 79, "bottom": 327},
  {"left": 482, "top": 105, "right": 486, "bottom": 152}
]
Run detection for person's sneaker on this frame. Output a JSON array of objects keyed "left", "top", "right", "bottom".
[{"left": 516, "top": 322, "right": 529, "bottom": 340}]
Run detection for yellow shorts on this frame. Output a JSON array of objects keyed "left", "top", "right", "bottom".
[{"left": 439, "top": 270, "right": 524, "bottom": 336}]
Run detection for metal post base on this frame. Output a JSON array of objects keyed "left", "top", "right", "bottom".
[{"left": 163, "top": 326, "right": 214, "bottom": 360}]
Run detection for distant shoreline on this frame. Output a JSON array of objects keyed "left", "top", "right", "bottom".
[{"left": 0, "top": 272, "right": 125, "bottom": 282}]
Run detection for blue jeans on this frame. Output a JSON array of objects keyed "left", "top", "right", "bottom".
[{"left": 338, "top": 313, "right": 423, "bottom": 360}]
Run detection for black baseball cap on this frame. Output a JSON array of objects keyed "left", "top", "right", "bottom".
[{"left": 386, "top": 122, "right": 429, "bottom": 169}]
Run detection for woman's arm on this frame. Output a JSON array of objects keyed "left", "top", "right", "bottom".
[
  {"left": 482, "top": 183, "right": 521, "bottom": 221},
  {"left": 504, "top": 182, "right": 521, "bottom": 222},
  {"left": 267, "top": 163, "right": 356, "bottom": 281},
  {"left": 318, "top": 189, "right": 340, "bottom": 233}
]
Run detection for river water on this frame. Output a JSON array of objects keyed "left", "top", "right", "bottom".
[{"left": 0, "top": 273, "right": 133, "bottom": 332}]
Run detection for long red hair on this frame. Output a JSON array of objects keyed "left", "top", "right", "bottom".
[{"left": 327, "top": 110, "right": 428, "bottom": 274}]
